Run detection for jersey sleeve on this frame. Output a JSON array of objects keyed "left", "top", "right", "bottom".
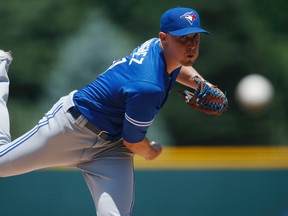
[{"left": 121, "top": 82, "right": 164, "bottom": 143}]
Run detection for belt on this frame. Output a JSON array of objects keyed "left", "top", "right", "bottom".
[{"left": 68, "top": 106, "right": 115, "bottom": 141}]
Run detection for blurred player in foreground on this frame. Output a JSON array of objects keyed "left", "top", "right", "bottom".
[{"left": 0, "top": 6, "right": 227, "bottom": 216}]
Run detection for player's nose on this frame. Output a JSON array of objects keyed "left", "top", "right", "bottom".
[{"left": 187, "top": 41, "right": 196, "bottom": 51}]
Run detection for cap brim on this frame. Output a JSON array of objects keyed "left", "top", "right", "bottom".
[{"left": 168, "top": 27, "right": 209, "bottom": 36}]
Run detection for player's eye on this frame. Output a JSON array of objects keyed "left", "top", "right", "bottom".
[
  {"left": 178, "top": 36, "right": 188, "bottom": 43},
  {"left": 178, "top": 34, "right": 200, "bottom": 44}
]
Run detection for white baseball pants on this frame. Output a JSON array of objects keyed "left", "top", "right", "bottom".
[{"left": 0, "top": 54, "right": 135, "bottom": 216}]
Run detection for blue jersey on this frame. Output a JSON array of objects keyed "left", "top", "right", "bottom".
[{"left": 73, "top": 38, "right": 181, "bottom": 143}]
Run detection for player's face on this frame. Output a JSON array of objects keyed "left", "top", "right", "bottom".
[{"left": 161, "top": 33, "right": 200, "bottom": 66}]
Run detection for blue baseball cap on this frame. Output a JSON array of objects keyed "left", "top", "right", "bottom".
[{"left": 160, "top": 7, "right": 209, "bottom": 36}]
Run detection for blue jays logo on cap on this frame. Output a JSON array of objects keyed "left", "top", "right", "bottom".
[
  {"left": 180, "top": 11, "right": 197, "bottom": 25},
  {"left": 160, "top": 7, "right": 209, "bottom": 36}
]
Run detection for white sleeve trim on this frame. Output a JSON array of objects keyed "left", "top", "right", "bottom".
[{"left": 125, "top": 113, "right": 154, "bottom": 127}]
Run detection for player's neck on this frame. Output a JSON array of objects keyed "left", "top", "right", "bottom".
[
  {"left": 163, "top": 55, "right": 181, "bottom": 74},
  {"left": 160, "top": 43, "right": 181, "bottom": 74}
]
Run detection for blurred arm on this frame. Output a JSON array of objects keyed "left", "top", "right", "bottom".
[{"left": 123, "top": 138, "right": 162, "bottom": 160}]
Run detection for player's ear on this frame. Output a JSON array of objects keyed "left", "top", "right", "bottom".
[
  {"left": 159, "top": 32, "right": 168, "bottom": 48},
  {"left": 159, "top": 32, "right": 167, "bottom": 42}
]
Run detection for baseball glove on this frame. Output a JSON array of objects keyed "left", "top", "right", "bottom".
[{"left": 180, "top": 76, "right": 228, "bottom": 115}]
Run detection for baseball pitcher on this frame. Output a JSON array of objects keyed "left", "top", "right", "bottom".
[{"left": 0, "top": 7, "right": 227, "bottom": 216}]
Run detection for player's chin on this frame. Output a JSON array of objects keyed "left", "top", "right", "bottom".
[{"left": 180, "top": 57, "right": 197, "bottom": 66}]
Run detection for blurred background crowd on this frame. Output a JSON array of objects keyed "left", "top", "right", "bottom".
[{"left": 1, "top": 0, "right": 287, "bottom": 146}]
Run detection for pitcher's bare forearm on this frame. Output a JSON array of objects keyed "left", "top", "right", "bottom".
[
  {"left": 177, "top": 66, "right": 204, "bottom": 89},
  {"left": 123, "top": 138, "right": 162, "bottom": 160}
]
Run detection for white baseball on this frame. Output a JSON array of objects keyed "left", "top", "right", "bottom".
[{"left": 235, "top": 74, "right": 274, "bottom": 110}]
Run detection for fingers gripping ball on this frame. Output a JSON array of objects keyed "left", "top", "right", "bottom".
[{"left": 180, "top": 76, "right": 228, "bottom": 115}]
